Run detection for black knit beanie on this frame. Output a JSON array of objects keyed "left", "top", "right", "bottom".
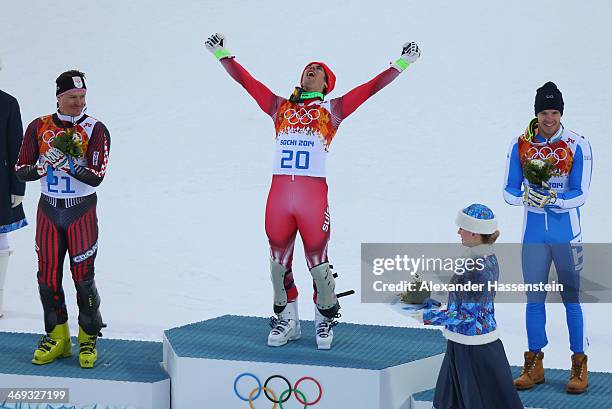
[
  {"left": 534, "top": 81, "right": 564, "bottom": 115},
  {"left": 56, "top": 70, "right": 87, "bottom": 97}
]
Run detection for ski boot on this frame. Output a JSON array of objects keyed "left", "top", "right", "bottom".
[
  {"left": 268, "top": 301, "right": 301, "bottom": 347},
  {"left": 315, "top": 305, "right": 339, "bottom": 350},
  {"left": 78, "top": 326, "right": 99, "bottom": 368},
  {"left": 32, "top": 322, "right": 72, "bottom": 365}
]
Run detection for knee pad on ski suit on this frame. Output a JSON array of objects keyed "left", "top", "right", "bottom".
[
  {"left": 75, "top": 279, "right": 104, "bottom": 335},
  {"left": 270, "top": 259, "right": 290, "bottom": 314},
  {"left": 38, "top": 277, "right": 68, "bottom": 333},
  {"left": 310, "top": 262, "right": 339, "bottom": 318}
]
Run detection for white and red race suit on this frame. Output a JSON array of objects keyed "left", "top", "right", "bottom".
[{"left": 220, "top": 57, "right": 404, "bottom": 301}]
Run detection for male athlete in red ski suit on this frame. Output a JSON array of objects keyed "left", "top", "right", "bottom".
[
  {"left": 206, "top": 33, "right": 420, "bottom": 348},
  {"left": 16, "top": 70, "right": 110, "bottom": 367}
]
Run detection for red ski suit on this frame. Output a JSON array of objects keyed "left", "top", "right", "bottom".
[{"left": 220, "top": 57, "right": 402, "bottom": 302}]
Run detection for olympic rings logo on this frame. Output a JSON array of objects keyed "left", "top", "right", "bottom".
[
  {"left": 233, "top": 373, "right": 323, "bottom": 408},
  {"left": 526, "top": 146, "right": 568, "bottom": 165},
  {"left": 42, "top": 129, "right": 63, "bottom": 145},
  {"left": 283, "top": 108, "right": 320, "bottom": 125},
  {"left": 41, "top": 129, "right": 83, "bottom": 147}
]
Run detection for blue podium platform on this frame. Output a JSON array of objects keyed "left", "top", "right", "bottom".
[
  {"left": 0, "top": 332, "right": 169, "bottom": 409},
  {"left": 163, "top": 315, "right": 447, "bottom": 408},
  {"left": 411, "top": 366, "right": 612, "bottom": 409},
  {"left": 6, "top": 317, "right": 608, "bottom": 408}
]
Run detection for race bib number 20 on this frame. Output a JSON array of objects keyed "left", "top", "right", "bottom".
[
  {"left": 280, "top": 149, "right": 310, "bottom": 169},
  {"left": 273, "top": 136, "right": 326, "bottom": 177}
]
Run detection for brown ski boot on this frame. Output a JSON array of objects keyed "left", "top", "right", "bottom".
[
  {"left": 514, "top": 351, "right": 545, "bottom": 390},
  {"left": 566, "top": 353, "right": 588, "bottom": 394}
]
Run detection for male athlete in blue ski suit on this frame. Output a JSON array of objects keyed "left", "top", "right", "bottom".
[{"left": 503, "top": 82, "right": 592, "bottom": 394}]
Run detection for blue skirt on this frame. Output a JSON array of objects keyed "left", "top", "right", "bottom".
[{"left": 433, "top": 339, "right": 523, "bottom": 409}]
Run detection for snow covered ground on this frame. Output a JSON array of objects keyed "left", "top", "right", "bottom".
[{"left": 1, "top": 0, "right": 611, "bottom": 372}]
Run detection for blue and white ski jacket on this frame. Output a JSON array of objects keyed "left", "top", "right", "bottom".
[
  {"left": 423, "top": 245, "right": 500, "bottom": 345},
  {"left": 503, "top": 122, "right": 592, "bottom": 242}
]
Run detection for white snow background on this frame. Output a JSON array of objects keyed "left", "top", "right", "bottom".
[{"left": 1, "top": 0, "right": 611, "bottom": 372}]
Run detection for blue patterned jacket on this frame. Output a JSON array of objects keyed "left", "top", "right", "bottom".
[{"left": 423, "top": 245, "right": 499, "bottom": 345}]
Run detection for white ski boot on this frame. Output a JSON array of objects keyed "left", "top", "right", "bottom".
[
  {"left": 315, "top": 305, "right": 339, "bottom": 350},
  {"left": 0, "top": 248, "right": 12, "bottom": 318},
  {"left": 268, "top": 301, "right": 301, "bottom": 347}
]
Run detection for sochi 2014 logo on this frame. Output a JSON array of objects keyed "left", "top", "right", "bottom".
[{"left": 233, "top": 373, "right": 322, "bottom": 408}]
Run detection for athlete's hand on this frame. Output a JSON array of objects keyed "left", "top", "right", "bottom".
[
  {"left": 523, "top": 183, "right": 557, "bottom": 208},
  {"left": 44, "top": 148, "right": 72, "bottom": 173},
  {"left": 401, "top": 42, "right": 421, "bottom": 63},
  {"left": 205, "top": 33, "right": 232, "bottom": 60},
  {"left": 11, "top": 194, "right": 24, "bottom": 208},
  {"left": 393, "top": 42, "right": 420, "bottom": 71},
  {"left": 36, "top": 156, "right": 49, "bottom": 176}
]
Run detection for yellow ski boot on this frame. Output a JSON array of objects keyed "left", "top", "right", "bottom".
[
  {"left": 78, "top": 326, "right": 98, "bottom": 368},
  {"left": 32, "top": 322, "right": 72, "bottom": 365}
]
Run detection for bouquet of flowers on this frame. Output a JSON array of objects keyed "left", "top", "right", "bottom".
[
  {"left": 398, "top": 273, "right": 431, "bottom": 305},
  {"left": 523, "top": 158, "right": 555, "bottom": 188},
  {"left": 51, "top": 128, "right": 83, "bottom": 158}
]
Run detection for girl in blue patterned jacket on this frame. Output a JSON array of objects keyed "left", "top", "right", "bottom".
[{"left": 419, "top": 204, "right": 523, "bottom": 409}]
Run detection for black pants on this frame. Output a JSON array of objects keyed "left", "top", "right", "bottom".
[
  {"left": 433, "top": 339, "right": 524, "bottom": 409},
  {"left": 36, "top": 194, "right": 103, "bottom": 335}
]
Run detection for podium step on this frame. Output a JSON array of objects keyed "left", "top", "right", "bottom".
[
  {"left": 164, "top": 314, "right": 446, "bottom": 408},
  {"left": 411, "top": 366, "right": 612, "bottom": 409},
  {"left": 0, "top": 332, "right": 169, "bottom": 409}
]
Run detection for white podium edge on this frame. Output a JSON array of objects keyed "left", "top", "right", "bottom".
[
  {"left": 163, "top": 332, "right": 445, "bottom": 409},
  {"left": 0, "top": 371, "right": 169, "bottom": 409}
]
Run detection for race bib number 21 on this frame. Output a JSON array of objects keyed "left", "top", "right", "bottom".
[{"left": 46, "top": 168, "right": 76, "bottom": 194}]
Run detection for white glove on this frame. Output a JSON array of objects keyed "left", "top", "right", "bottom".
[
  {"left": 401, "top": 42, "right": 421, "bottom": 63},
  {"left": 205, "top": 33, "right": 232, "bottom": 60},
  {"left": 393, "top": 42, "right": 421, "bottom": 71},
  {"left": 523, "top": 183, "right": 557, "bottom": 208},
  {"left": 11, "top": 195, "right": 24, "bottom": 208},
  {"left": 36, "top": 156, "right": 49, "bottom": 176},
  {"left": 44, "top": 147, "right": 72, "bottom": 173}
]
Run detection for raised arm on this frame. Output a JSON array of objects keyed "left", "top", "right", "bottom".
[
  {"left": 331, "top": 42, "right": 420, "bottom": 121},
  {"left": 205, "top": 33, "right": 284, "bottom": 118}
]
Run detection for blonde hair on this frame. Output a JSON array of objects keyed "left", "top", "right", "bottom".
[{"left": 480, "top": 230, "right": 500, "bottom": 244}]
